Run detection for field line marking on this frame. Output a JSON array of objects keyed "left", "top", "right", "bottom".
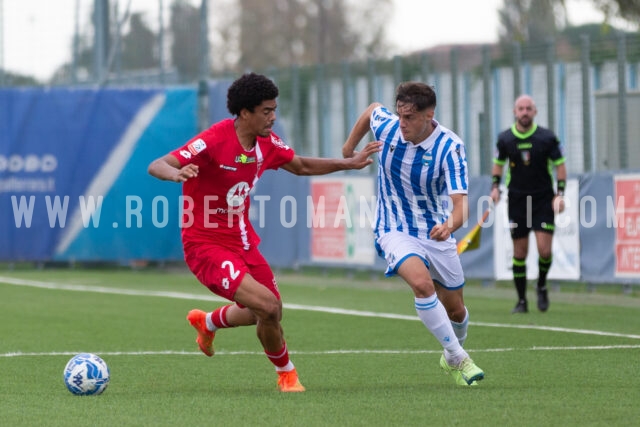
[
  {"left": 0, "top": 275, "right": 227, "bottom": 302},
  {"left": 2, "top": 275, "right": 640, "bottom": 340},
  {"left": 2, "top": 345, "right": 640, "bottom": 358}
]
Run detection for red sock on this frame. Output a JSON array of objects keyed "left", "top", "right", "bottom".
[
  {"left": 210, "top": 305, "right": 233, "bottom": 329},
  {"left": 265, "top": 343, "right": 290, "bottom": 369}
]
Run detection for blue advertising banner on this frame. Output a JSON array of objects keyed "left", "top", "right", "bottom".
[{"left": 0, "top": 87, "right": 197, "bottom": 261}]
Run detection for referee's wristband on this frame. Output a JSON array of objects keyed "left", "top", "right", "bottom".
[
  {"left": 491, "top": 175, "right": 501, "bottom": 190},
  {"left": 556, "top": 179, "right": 566, "bottom": 197}
]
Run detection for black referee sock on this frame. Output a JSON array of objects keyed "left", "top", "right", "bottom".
[
  {"left": 537, "top": 256, "right": 552, "bottom": 289},
  {"left": 513, "top": 257, "right": 527, "bottom": 301}
]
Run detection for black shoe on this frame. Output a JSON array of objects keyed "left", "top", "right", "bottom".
[
  {"left": 511, "top": 299, "right": 528, "bottom": 314},
  {"left": 537, "top": 287, "right": 549, "bottom": 312}
]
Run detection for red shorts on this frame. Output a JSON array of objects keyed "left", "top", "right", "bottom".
[{"left": 184, "top": 243, "right": 280, "bottom": 304}]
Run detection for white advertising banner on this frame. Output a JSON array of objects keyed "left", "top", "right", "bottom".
[{"left": 493, "top": 179, "right": 581, "bottom": 280}]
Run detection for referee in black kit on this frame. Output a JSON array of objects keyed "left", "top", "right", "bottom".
[{"left": 490, "top": 95, "right": 567, "bottom": 314}]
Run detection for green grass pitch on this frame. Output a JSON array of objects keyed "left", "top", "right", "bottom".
[{"left": 0, "top": 267, "right": 639, "bottom": 426}]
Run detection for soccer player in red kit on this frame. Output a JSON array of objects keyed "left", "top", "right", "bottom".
[{"left": 148, "top": 73, "right": 381, "bottom": 392}]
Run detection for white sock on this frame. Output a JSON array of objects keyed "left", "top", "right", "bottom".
[
  {"left": 205, "top": 312, "right": 216, "bottom": 332},
  {"left": 451, "top": 306, "right": 469, "bottom": 347},
  {"left": 415, "top": 295, "right": 467, "bottom": 364},
  {"left": 275, "top": 361, "right": 295, "bottom": 372}
]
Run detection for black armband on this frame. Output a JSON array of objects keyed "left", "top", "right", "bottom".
[
  {"left": 491, "top": 175, "right": 501, "bottom": 189},
  {"left": 556, "top": 179, "right": 566, "bottom": 196}
]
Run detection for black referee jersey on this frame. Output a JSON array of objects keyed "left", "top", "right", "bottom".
[{"left": 493, "top": 123, "right": 565, "bottom": 195}]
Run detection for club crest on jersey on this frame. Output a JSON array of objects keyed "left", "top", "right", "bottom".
[
  {"left": 235, "top": 154, "right": 256, "bottom": 164},
  {"left": 422, "top": 153, "right": 432, "bottom": 166},
  {"left": 188, "top": 138, "right": 207, "bottom": 155}
]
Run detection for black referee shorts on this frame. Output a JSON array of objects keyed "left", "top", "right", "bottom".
[{"left": 507, "top": 191, "right": 555, "bottom": 239}]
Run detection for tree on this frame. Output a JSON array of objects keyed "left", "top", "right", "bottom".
[
  {"left": 121, "top": 12, "right": 158, "bottom": 70},
  {"left": 170, "top": 0, "right": 201, "bottom": 81},
  {"left": 498, "top": 0, "right": 640, "bottom": 48},
  {"left": 1, "top": 71, "right": 40, "bottom": 87},
  {"left": 498, "top": 0, "right": 568, "bottom": 45},
  {"left": 590, "top": 0, "right": 640, "bottom": 24},
  {"left": 233, "top": 0, "right": 391, "bottom": 70}
]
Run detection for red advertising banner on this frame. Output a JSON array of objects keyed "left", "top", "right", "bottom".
[
  {"left": 310, "top": 181, "right": 346, "bottom": 260},
  {"left": 614, "top": 174, "right": 640, "bottom": 277},
  {"left": 309, "top": 177, "right": 375, "bottom": 265}
]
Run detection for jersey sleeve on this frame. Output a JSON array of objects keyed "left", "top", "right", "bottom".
[
  {"left": 549, "top": 134, "right": 566, "bottom": 165},
  {"left": 169, "top": 134, "right": 212, "bottom": 167},
  {"left": 493, "top": 134, "right": 508, "bottom": 165},
  {"left": 444, "top": 143, "right": 469, "bottom": 195},
  {"left": 370, "top": 106, "right": 396, "bottom": 140},
  {"left": 263, "top": 133, "right": 295, "bottom": 170}
]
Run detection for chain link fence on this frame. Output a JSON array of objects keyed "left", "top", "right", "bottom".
[
  {"left": 2, "top": 5, "right": 639, "bottom": 177},
  {"left": 252, "top": 35, "right": 640, "bottom": 177}
]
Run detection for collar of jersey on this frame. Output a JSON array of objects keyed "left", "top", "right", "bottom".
[{"left": 511, "top": 123, "right": 537, "bottom": 139}]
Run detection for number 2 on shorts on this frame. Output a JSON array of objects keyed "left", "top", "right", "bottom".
[{"left": 221, "top": 260, "right": 240, "bottom": 280}]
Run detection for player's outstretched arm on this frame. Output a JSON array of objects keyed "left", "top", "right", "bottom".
[
  {"left": 148, "top": 154, "right": 199, "bottom": 183},
  {"left": 281, "top": 141, "right": 382, "bottom": 176},
  {"left": 342, "top": 103, "right": 381, "bottom": 158}
]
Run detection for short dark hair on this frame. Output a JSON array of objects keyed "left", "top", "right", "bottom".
[
  {"left": 395, "top": 82, "right": 436, "bottom": 111},
  {"left": 227, "top": 73, "right": 279, "bottom": 116}
]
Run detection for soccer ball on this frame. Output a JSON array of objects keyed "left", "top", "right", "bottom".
[{"left": 63, "top": 353, "right": 110, "bottom": 396}]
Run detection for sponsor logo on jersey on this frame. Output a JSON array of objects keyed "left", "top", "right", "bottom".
[
  {"left": 521, "top": 150, "right": 530, "bottom": 165},
  {"left": 235, "top": 154, "right": 256, "bottom": 164},
  {"left": 179, "top": 150, "right": 192, "bottom": 159},
  {"left": 220, "top": 164, "right": 237, "bottom": 171},
  {"left": 422, "top": 153, "right": 432, "bottom": 166},
  {"left": 188, "top": 138, "right": 207, "bottom": 155},
  {"left": 226, "top": 182, "right": 250, "bottom": 207}
]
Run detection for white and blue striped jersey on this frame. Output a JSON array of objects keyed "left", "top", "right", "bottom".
[{"left": 370, "top": 106, "right": 468, "bottom": 240}]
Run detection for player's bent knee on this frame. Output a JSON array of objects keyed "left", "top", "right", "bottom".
[
  {"left": 252, "top": 296, "right": 282, "bottom": 321},
  {"left": 449, "top": 306, "right": 467, "bottom": 322}
]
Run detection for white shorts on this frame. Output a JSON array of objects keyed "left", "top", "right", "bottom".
[{"left": 375, "top": 231, "right": 465, "bottom": 290}]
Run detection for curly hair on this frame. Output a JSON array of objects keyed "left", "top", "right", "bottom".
[
  {"left": 395, "top": 82, "right": 436, "bottom": 112},
  {"left": 227, "top": 73, "right": 279, "bottom": 116}
]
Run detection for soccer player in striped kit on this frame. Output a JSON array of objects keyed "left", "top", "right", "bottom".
[{"left": 342, "top": 82, "right": 484, "bottom": 386}]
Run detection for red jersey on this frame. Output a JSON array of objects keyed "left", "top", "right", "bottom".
[{"left": 170, "top": 119, "right": 295, "bottom": 250}]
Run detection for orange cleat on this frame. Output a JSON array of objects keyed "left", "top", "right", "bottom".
[
  {"left": 277, "top": 368, "right": 306, "bottom": 392},
  {"left": 186, "top": 309, "right": 215, "bottom": 357}
]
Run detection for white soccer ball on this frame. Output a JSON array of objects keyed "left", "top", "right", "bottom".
[{"left": 63, "top": 353, "right": 110, "bottom": 396}]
